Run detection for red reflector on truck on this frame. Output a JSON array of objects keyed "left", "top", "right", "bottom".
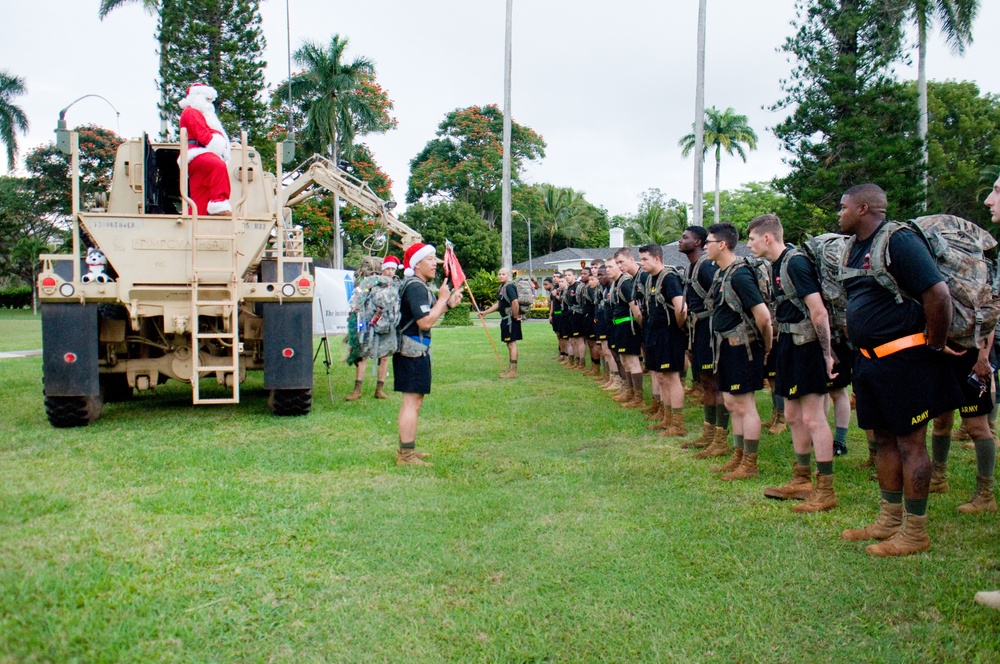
[
  {"left": 42, "top": 277, "right": 56, "bottom": 287},
  {"left": 282, "top": 348, "right": 294, "bottom": 358},
  {"left": 64, "top": 353, "right": 77, "bottom": 364}
]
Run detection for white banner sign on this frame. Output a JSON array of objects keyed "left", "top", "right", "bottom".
[{"left": 312, "top": 267, "right": 354, "bottom": 335}]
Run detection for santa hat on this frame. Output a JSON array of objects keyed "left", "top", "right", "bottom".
[
  {"left": 178, "top": 83, "right": 219, "bottom": 109},
  {"left": 402, "top": 243, "right": 435, "bottom": 277},
  {"left": 381, "top": 255, "right": 401, "bottom": 271}
]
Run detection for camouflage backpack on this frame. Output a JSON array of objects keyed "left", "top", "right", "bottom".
[
  {"left": 514, "top": 276, "right": 535, "bottom": 312},
  {"left": 706, "top": 258, "right": 764, "bottom": 357},
  {"left": 802, "top": 233, "right": 850, "bottom": 337},
  {"left": 839, "top": 214, "right": 1000, "bottom": 350},
  {"left": 350, "top": 274, "right": 400, "bottom": 359}
]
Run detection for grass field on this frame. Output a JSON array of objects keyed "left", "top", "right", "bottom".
[{"left": 1, "top": 310, "right": 999, "bottom": 662}]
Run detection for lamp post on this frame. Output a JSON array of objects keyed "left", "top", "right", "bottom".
[{"left": 512, "top": 210, "right": 532, "bottom": 282}]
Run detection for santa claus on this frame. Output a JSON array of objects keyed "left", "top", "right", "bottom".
[{"left": 178, "top": 84, "right": 232, "bottom": 216}]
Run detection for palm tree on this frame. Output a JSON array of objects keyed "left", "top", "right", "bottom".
[
  {"left": 680, "top": 107, "right": 758, "bottom": 226},
  {"left": 904, "top": 0, "right": 979, "bottom": 208},
  {"left": 281, "top": 35, "right": 382, "bottom": 161},
  {"left": 0, "top": 71, "right": 29, "bottom": 171},
  {"left": 535, "top": 185, "right": 600, "bottom": 254},
  {"left": 98, "top": 1, "right": 170, "bottom": 136}
]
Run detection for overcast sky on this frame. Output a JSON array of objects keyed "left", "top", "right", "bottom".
[{"left": 4, "top": 1, "right": 999, "bottom": 218}]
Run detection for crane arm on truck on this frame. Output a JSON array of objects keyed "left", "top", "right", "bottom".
[{"left": 281, "top": 155, "right": 422, "bottom": 250}]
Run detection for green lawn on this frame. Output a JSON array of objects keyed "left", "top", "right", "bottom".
[{"left": 1, "top": 310, "right": 998, "bottom": 662}]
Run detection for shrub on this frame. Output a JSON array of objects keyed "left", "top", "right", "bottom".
[
  {"left": 439, "top": 302, "right": 472, "bottom": 327},
  {"left": 465, "top": 270, "right": 500, "bottom": 310},
  {"left": 0, "top": 285, "right": 32, "bottom": 309},
  {"left": 526, "top": 306, "right": 550, "bottom": 320}
]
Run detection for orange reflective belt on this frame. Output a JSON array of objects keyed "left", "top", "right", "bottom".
[{"left": 859, "top": 333, "right": 926, "bottom": 359}]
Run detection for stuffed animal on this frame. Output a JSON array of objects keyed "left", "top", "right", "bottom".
[{"left": 82, "top": 247, "right": 113, "bottom": 283}]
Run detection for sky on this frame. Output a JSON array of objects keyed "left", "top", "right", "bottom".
[{"left": 3, "top": 0, "right": 999, "bottom": 219}]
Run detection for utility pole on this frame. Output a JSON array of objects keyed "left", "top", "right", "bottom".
[
  {"left": 501, "top": 0, "right": 514, "bottom": 269},
  {"left": 692, "top": 0, "right": 708, "bottom": 226}
]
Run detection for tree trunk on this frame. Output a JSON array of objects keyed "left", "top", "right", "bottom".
[
  {"left": 501, "top": 0, "right": 514, "bottom": 270},
  {"left": 917, "top": 14, "right": 928, "bottom": 211},
  {"left": 691, "top": 0, "right": 708, "bottom": 226},
  {"left": 714, "top": 147, "right": 721, "bottom": 226},
  {"left": 332, "top": 130, "right": 343, "bottom": 269}
]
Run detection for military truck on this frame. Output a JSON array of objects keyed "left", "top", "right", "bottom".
[{"left": 37, "top": 128, "right": 420, "bottom": 427}]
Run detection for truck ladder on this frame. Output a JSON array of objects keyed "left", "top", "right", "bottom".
[{"left": 190, "top": 216, "right": 240, "bottom": 405}]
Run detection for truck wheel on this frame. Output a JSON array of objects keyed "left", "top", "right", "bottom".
[
  {"left": 268, "top": 388, "right": 312, "bottom": 416},
  {"left": 100, "top": 374, "right": 133, "bottom": 403},
  {"left": 45, "top": 395, "right": 103, "bottom": 428}
]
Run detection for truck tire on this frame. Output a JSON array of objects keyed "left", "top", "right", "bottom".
[
  {"left": 100, "top": 374, "right": 133, "bottom": 403},
  {"left": 45, "top": 394, "right": 103, "bottom": 428},
  {"left": 268, "top": 388, "right": 312, "bottom": 416}
]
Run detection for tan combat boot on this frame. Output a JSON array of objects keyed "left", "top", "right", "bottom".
[
  {"left": 928, "top": 461, "right": 949, "bottom": 494},
  {"left": 711, "top": 448, "right": 743, "bottom": 474},
  {"left": 642, "top": 400, "right": 662, "bottom": 417},
  {"left": 722, "top": 453, "right": 759, "bottom": 480},
  {"left": 975, "top": 591, "right": 1000, "bottom": 609},
  {"left": 841, "top": 500, "right": 903, "bottom": 541},
  {"left": 694, "top": 427, "right": 730, "bottom": 459},
  {"left": 866, "top": 512, "right": 930, "bottom": 557},
  {"left": 768, "top": 412, "right": 787, "bottom": 435},
  {"left": 660, "top": 408, "right": 687, "bottom": 438},
  {"left": 602, "top": 375, "right": 623, "bottom": 391},
  {"left": 648, "top": 409, "right": 671, "bottom": 431},
  {"left": 373, "top": 381, "right": 388, "bottom": 399},
  {"left": 958, "top": 476, "right": 997, "bottom": 515},
  {"left": 792, "top": 473, "right": 837, "bottom": 513},
  {"left": 612, "top": 383, "right": 634, "bottom": 403},
  {"left": 345, "top": 380, "right": 363, "bottom": 402},
  {"left": 764, "top": 463, "right": 814, "bottom": 500},
  {"left": 396, "top": 447, "right": 433, "bottom": 467},
  {"left": 681, "top": 422, "right": 715, "bottom": 449},
  {"left": 622, "top": 392, "right": 645, "bottom": 409},
  {"left": 861, "top": 446, "right": 877, "bottom": 469},
  {"left": 952, "top": 420, "right": 970, "bottom": 441},
  {"left": 762, "top": 410, "right": 778, "bottom": 429}
]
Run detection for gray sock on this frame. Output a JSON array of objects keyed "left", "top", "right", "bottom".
[{"left": 974, "top": 438, "right": 997, "bottom": 478}]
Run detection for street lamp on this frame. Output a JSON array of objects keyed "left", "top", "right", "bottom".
[{"left": 512, "top": 210, "right": 532, "bottom": 283}]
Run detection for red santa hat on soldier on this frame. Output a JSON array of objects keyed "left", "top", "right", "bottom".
[
  {"left": 402, "top": 243, "right": 436, "bottom": 278},
  {"left": 381, "top": 255, "right": 401, "bottom": 272},
  {"left": 178, "top": 83, "right": 233, "bottom": 215}
]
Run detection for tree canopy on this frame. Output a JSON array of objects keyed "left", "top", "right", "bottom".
[
  {"left": 0, "top": 70, "right": 29, "bottom": 170},
  {"left": 401, "top": 200, "right": 501, "bottom": 274},
  {"left": 407, "top": 105, "right": 546, "bottom": 227}
]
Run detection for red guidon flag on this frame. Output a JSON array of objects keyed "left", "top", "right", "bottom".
[{"left": 443, "top": 240, "right": 466, "bottom": 290}]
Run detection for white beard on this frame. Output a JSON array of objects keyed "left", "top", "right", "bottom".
[{"left": 181, "top": 95, "right": 228, "bottom": 139}]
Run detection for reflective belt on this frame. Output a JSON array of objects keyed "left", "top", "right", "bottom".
[
  {"left": 553, "top": 310, "right": 562, "bottom": 315},
  {"left": 859, "top": 333, "right": 926, "bottom": 359},
  {"left": 613, "top": 316, "right": 633, "bottom": 325},
  {"left": 404, "top": 334, "right": 431, "bottom": 347}
]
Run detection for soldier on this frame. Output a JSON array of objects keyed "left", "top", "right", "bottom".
[
  {"left": 701, "top": 222, "right": 772, "bottom": 480},
  {"left": 394, "top": 243, "right": 463, "bottom": 466},
  {"left": 581, "top": 265, "right": 604, "bottom": 375},
  {"left": 345, "top": 256, "right": 399, "bottom": 401},
  {"left": 478, "top": 267, "right": 522, "bottom": 379},
  {"left": 611, "top": 248, "right": 645, "bottom": 408},
  {"left": 975, "top": 172, "right": 1000, "bottom": 609},
  {"left": 638, "top": 244, "right": 688, "bottom": 436},
  {"left": 679, "top": 225, "right": 729, "bottom": 455},
  {"left": 838, "top": 184, "right": 963, "bottom": 556},
  {"left": 562, "top": 268, "right": 587, "bottom": 370},
  {"left": 747, "top": 215, "right": 839, "bottom": 512},
  {"left": 595, "top": 264, "right": 621, "bottom": 390}
]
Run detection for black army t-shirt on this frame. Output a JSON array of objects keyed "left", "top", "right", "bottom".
[
  {"left": 647, "top": 269, "right": 684, "bottom": 328},
  {"left": 844, "top": 223, "right": 944, "bottom": 348},
  {"left": 772, "top": 249, "right": 821, "bottom": 325},
  {"left": 399, "top": 278, "right": 435, "bottom": 340},
  {"left": 498, "top": 282, "right": 518, "bottom": 317},
  {"left": 612, "top": 274, "right": 634, "bottom": 320},
  {"left": 709, "top": 263, "right": 765, "bottom": 334}
]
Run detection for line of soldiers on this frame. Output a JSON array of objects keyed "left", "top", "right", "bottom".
[{"left": 544, "top": 182, "right": 1000, "bottom": 574}]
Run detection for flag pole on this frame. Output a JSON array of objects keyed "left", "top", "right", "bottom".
[
  {"left": 463, "top": 282, "right": 504, "bottom": 368},
  {"left": 444, "top": 239, "right": 504, "bottom": 368}
]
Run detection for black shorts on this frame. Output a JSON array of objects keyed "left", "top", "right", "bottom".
[
  {"left": 393, "top": 353, "right": 431, "bottom": 395},
  {"left": 582, "top": 313, "right": 596, "bottom": 340},
  {"left": 949, "top": 350, "right": 993, "bottom": 419},
  {"left": 853, "top": 345, "right": 963, "bottom": 436},
  {"left": 551, "top": 312, "right": 562, "bottom": 336},
  {"left": 501, "top": 317, "right": 522, "bottom": 343},
  {"left": 690, "top": 317, "right": 714, "bottom": 379},
  {"left": 827, "top": 341, "right": 855, "bottom": 390},
  {"left": 645, "top": 324, "right": 686, "bottom": 373},
  {"left": 612, "top": 320, "right": 642, "bottom": 356},
  {"left": 774, "top": 335, "right": 829, "bottom": 399},
  {"left": 717, "top": 339, "right": 765, "bottom": 395},
  {"left": 764, "top": 340, "right": 777, "bottom": 380},
  {"left": 594, "top": 310, "right": 610, "bottom": 341}
]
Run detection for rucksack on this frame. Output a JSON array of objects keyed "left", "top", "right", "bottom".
[
  {"left": 350, "top": 274, "right": 400, "bottom": 359},
  {"left": 802, "top": 233, "right": 850, "bottom": 336},
  {"left": 744, "top": 255, "right": 773, "bottom": 304},
  {"left": 771, "top": 245, "right": 821, "bottom": 345},
  {"left": 839, "top": 215, "right": 1000, "bottom": 350},
  {"left": 644, "top": 266, "right": 682, "bottom": 315},
  {"left": 514, "top": 276, "right": 535, "bottom": 311},
  {"left": 706, "top": 258, "right": 763, "bottom": 358}
]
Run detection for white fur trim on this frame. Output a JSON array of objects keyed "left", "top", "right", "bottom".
[
  {"left": 404, "top": 268, "right": 414, "bottom": 278},
  {"left": 408, "top": 245, "right": 435, "bottom": 270},
  {"left": 205, "top": 134, "right": 230, "bottom": 161},
  {"left": 381, "top": 259, "right": 398, "bottom": 271},
  {"left": 207, "top": 200, "right": 232, "bottom": 215}
]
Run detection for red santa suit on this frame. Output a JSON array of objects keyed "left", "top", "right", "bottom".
[{"left": 178, "top": 84, "right": 232, "bottom": 216}]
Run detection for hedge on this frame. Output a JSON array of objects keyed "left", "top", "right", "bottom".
[
  {"left": 439, "top": 302, "right": 472, "bottom": 327},
  {"left": 0, "top": 286, "right": 32, "bottom": 309}
]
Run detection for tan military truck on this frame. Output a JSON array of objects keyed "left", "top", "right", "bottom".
[{"left": 37, "top": 128, "right": 420, "bottom": 427}]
